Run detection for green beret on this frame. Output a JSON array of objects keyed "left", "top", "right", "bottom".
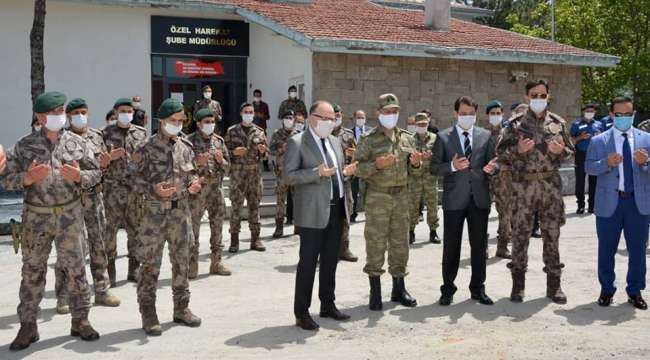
[
  {"left": 158, "top": 98, "right": 184, "bottom": 119},
  {"left": 66, "top": 98, "right": 88, "bottom": 113},
  {"left": 33, "top": 91, "right": 66, "bottom": 113},
  {"left": 485, "top": 100, "right": 503, "bottom": 114},
  {"left": 415, "top": 113, "right": 429, "bottom": 124},
  {"left": 195, "top": 108, "right": 214, "bottom": 122},
  {"left": 333, "top": 104, "right": 342, "bottom": 113},
  {"left": 281, "top": 109, "right": 295, "bottom": 119},
  {"left": 113, "top": 97, "right": 133, "bottom": 109}
]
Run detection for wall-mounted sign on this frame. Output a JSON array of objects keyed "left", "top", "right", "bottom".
[
  {"left": 174, "top": 59, "right": 225, "bottom": 77},
  {"left": 151, "top": 16, "right": 249, "bottom": 56}
]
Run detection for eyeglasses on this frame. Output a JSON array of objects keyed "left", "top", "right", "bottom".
[
  {"left": 312, "top": 113, "right": 335, "bottom": 122},
  {"left": 529, "top": 93, "right": 549, "bottom": 99}
]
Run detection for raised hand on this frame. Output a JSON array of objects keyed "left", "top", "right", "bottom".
[
  {"left": 233, "top": 147, "right": 248, "bottom": 157},
  {"left": 517, "top": 138, "right": 535, "bottom": 154},
  {"left": 109, "top": 145, "right": 126, "bottom": 161},
  {"left": 607, "top": 153, "right": 623, "bottom": 167},
  {"left": 343, "top": 161, "right": 359, "bottom": 177},
  {"left": 188, "top": 178, "right": 202, "bottom": 195},
  {"left": 59, "top": 160, "right": 81, "bottom": 183},
  {"left": 196, "top": 152, "right": 210, "bottom": 166},
  {"left": 547, "top": 139, "right": 565, "bottom": 155},
  {"left": 154, "top": 181, "right": 176, "bottom": 198},
  {"left": 375, "top": 154, "right": 397, "bottom": 170},
  {"left": 634, "top": 148, "right": 649, "bottom": 165},
  {"left": 0, "top": 145, "right": 6, "bottom": 175},
  {"left": 214, "top": 149, "right": 225, "bottom": 164},
  {"left": 483, "top": 157, "right": 498, "bottom": 174},
  {"left": 318, "top": 163, "right": 336, "bottom": 177},
  {"left": 24, "top": 160, "right": 50, "bottom": 186},
  {"left": 451, "top": 153, "right": 470, "bottom": 171}
]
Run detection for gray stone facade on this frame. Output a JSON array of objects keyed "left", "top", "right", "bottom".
[{"left": 312, "top": 53, "right": 583, "bottom": 129}]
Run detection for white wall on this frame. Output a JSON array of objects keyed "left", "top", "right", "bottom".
[{"left": 247, "top": 23, "right": 313, "bottom": 138}]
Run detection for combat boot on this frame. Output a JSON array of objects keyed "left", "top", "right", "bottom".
[
  {"left": 390, "top": 277, "right": 417, "bottom": 307},
  {"left": 188, "top": 250, "right": 199, "bottom": 280},
  {"left": 9, "top": 322, "right": 39, "bottom": 351},
  {"left": 339, "top": 239, "right": 358, "bottom": 262},
  {"left": 70, "top": 318, "right": 100, "bottom": 341},
  {"left": 56, "top": 296, "right": 70, "bottom": 315},
  {"left": 127, "top": 257, "right": 139, "bottom": 283},
  {"left": 409, "top": 230, "right": 415, "bottom": 244},
  {"left": 546, "top": 274, "right": 567, "bottom": 304},
  {"left": 272, "top": 219, "right": 284, "bottom": 238},
  {"left": 495, "top": 237, "right": 511, "bottom": 259},
  {"left": 510, "top": 272, "right": 526, "bottom": 303},
  {"left": 209, "top": 253, "right": 232, "bottom": 276},
  {"left": 250, "top": 232, "right": 266, "bottom": 252},
  {"left": 107, "top": 258, "right": 117, "bottom": 287},
  {"left": 368, "top": 276, "right": 382, "bottom": 311},
  {"left": 140, "top": 304, "right": 161, "bottom": 336},
  {"left": 229, "top": 233, "right": 239, "bottom": 253},
  {"left": 173, "top": 300, "right": 202, "bottom": 327},
  {"left": 95, "top": 290, "right": 121, "bottom": 307}
]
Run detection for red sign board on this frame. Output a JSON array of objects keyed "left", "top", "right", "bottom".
[{"left": 174, "top": 59, "right": 225, "bottom": 78}]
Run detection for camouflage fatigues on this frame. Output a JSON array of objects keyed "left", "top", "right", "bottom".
[
  {"left": 193, "top": 99, "right": 222, "bottom": 120},
  {"left": 638, "top": 119, "right": 650, "bottom": 133},
  {"left": 332, "top": 126, "right": 357, "bottom": 251},
  {"left": 132, "top": 132, "right": 197, "bottom": 309},
  {"left": 1, "top": 130, "right": 101, "bottom": 322},
  {"left": 497, "top": 110, "right": 574, "bottom": 276},
  {"left": 187, "top": 131, "right": 230, "bottom": 265},
  {"left": 55, "top": 128, "right": 110, "bottom": 298},
  {"left": 277, "top": 98, "right": 307, "bottom": 119},
  {"left": 269, "top": 127, "right": 297, "bottom": 222},
  {"left": 102, "top": 124, "right": 147, "bottom": 263},
  {"left": 224, "top": 124, "right": 266, "bottom": 235},
  {"left": 488, "top": 124, "right": 512, "bottom": 249},
  {"left": 354, "top": 127, "right": 417, "bottom": 277},
  {"left": 407, "top": 131, "right": 439, "bottom": 231}
]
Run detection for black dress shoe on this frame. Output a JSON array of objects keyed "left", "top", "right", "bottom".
[
  {"left": 350, "top": 213, "right": 357, "bottom": 223},
  {"left": 439, "top": 294, "right": 453, "bottom": 306},
  {"left": 319, "top": 304, "right": 350, "bottom": 321},
  {"left": 598, "top": 292, "right": 614, "bottom": 307},
  {"left": 429, "top": 230, "right": 441, "bottom": 244},
  {"left": 628, "top": 295, "right": 648, "bottom": 310},
  {"left": 471, "top": 291, "right": 494, "bottom": 305},
  {"left": 576, "top": 206, "right": 585, "bottom": 215},
  {"left": 295, "top": 314, "right": 320, "bottom": 330},
  {"left": 531, "top": 229, "right": 542, "bottom": 238},
  {"left": 587, "top": 208, "right": 594, "bottom": 214}
]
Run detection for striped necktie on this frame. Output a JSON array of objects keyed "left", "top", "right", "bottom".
[{"left": 463, "top": 131, "right": 472, "bottom": 159}]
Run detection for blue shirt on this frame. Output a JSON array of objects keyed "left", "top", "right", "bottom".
[
  {"left": 570, "top": 118, "right": 603, "bottom": 152},
  {"left": 600, "top": 115, "right": 614, "bottom": 131}
]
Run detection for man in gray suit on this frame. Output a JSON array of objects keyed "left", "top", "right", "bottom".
[
  {"left": 431, "top": 96, "right": 497, "bottom": 306},
  {"left": 284, "top": 100, "right": 358, "bottom": 330}
]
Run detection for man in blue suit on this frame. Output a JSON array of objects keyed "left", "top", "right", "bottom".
[{"left": 585, "top": 96, "right": 650, "bottom": 310}]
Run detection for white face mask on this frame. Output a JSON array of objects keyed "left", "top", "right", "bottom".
[
  {"left": 313, "top": 120, "right": 334, "bottom": 139},
  {"left": 378, "top": 113, "right": 399, "bottom": 129},
  {"left": 457, "top": 115, "right": 476, "bottom": 130},
  {"left": 200, "top": 123, "right": 215, "bottom": 136},
  {"left": 529, "top": 99, "right": 548, "bottom": 114},
  {"left": 334, "top": 116, "right": 343, "bottom": 128},
  {"left": 132, "top": 102, "right": 141, "bottom": 109},
  {"left": 356, "top": 118, "right": 366, "bottom": 128},
  {"left": 294, "top": 123, "right": 304, "bottom": 132},
  {"left": 415, "top": 126, "right": 428, "bottom": 135},
  {"left": 283, "top": 118, "right": 294, "bottom": 129},
  {"left": 117, "top": 112, "right": 133, "bottom": 125},
  {"left": 241, "top": 113, "right": 254, "bottom": 126},
  {"left": 489, "top": 114, "right": 503, "bottom": 126},
  {"left": 254, "top": 97, "right": 261, "bottom": 102},
  {"left": 45, "top": 114, "right": 67, "bottom": 132},
  {"left": 204, "top": 92, "right": 212, "bottom": 100},
  {"left": 107, "top": 120, "right": 117, "bottom": 126},
  {"left": 407, "top": 125, "right": 418, "bottom": 133},
  {"left": 164, "top": 121, "right": 182, "bottom": 136},
  {"left": 70, "top": 114, "right": 88, "bottom": 129},
  {"left": 289, "top": 92, "right": 297, "bottom": 99},
  {"left": 33, "top": 125, "right": 42, "bottom": 132},
  {"left": 584, "top": 112, "right": 595, "bottom": 120}
]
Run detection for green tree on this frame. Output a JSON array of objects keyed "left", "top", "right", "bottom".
[{"left": 30, "top": 0, "right": 46, "bottom": 104}]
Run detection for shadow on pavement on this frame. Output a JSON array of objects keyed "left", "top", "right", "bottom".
[
  {"left": 224, "top": 324, "right": 317, "bottom": 350},
  {"left": 554, "top": 301, "right": 637, "bottom": 326}
]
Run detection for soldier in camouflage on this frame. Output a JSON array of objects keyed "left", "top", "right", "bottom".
[
  {"left": 332, "top": 104, "right": 359, "bottom": 262},
  {"left": 193, "top": 85, "right": 223, "bottom": 133},
  {"left": 3, "top": 92, "right": 101, "bottom": 350},
  {"left": 225, "top": 103, "right": 268, "bottom": 252},
  {"left": 407, "top": 113, "right": 441, "bottom": 245},
  {"left": 270, "top": 110, "right": 298, "bottom": 238},
  {"left": 278, "top": 85, "right": 308, "bottom": 121},
  {"left": 102, "top": 98, "right": 148, "bottom": 286},
  {"left": 54, "top": 99, "right": 121, "bottom": 315},
  {"left": 497, "top": 80, "right": 574, "bottom": 304},
  {"left": 354, "top": 94, "right": 423, "bottom": 311},
  {"left": 187, "top": 108, "right": 232, "bottom": 278},
  {"left": 132, "top": 98, "right": 202, "bottom": 336}
]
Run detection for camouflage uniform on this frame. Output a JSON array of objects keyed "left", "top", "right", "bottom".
[
  {"left": 488, "top": 124, "right": 512, "bottom": 255},
  {"left": 224, "top": 123, "right": 266, "bottom": 250},
  {"left": 407, "top": 131, "right": 439, "bottom": 235},
  {"left": 277, "top": 98, "right": 307, "bottom": 120},
  {"left": 497, "top": 109, "right": 574, "bottom": 301},
  {"left": 187, "top": 131, "right": 230, "bottom": 276},
  {"left": 332, "top": 126, "right": 358, "bottom": 259},
  {"left": 1, "top": 130, "right": 101, "bottom": 323},
  {"left": 102, "top": 123, "right": 147, "bottom": 283},
  {"left": 193, "top": 99, "right": 223, "bottom": 133},
  {"left": 269, "top": 127, "right": 297, "bottom": 229},
  {"left": 638, "top": 119, "right": 650, "bottom": 133}
]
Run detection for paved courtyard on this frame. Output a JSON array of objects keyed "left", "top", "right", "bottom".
[{"left": 0, "top": 197, "right": 648, "bottom": 359}]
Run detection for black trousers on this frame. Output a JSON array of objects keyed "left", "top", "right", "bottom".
[
  {"left": 441, "top": 199, "right": 489, "bottom": 296},
  {"left": 286, "top": 188, "right": 294, "bottom": 222},
  {"left": 575, "top": 150, "right": 597, "bottom": 210},
  {"left": 351, "top": 177, "right": 360, "bottom": 216},
  {"left": 293, "top": 199, "right": 344, "bottom": 317}
]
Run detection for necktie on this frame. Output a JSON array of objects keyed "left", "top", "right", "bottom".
[
  {"left": 622, "top": 133, "right": 634, "bottom": 192},
  {"left": 463, "top": 131, "right": 472, "bottom": 159},
  {"left": 321, "top": 138, "right": 341, "bottom": 199}
]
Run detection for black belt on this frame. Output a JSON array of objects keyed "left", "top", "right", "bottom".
[{"left": 618, "top": 191, "right": 634, "bottom": 198}]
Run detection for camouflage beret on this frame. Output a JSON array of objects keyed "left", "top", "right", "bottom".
[
  {"left": 415, "top": 113, "right": 429, "bottom": 124},
  {"left": 333, "top": 104, "right": 342, "bottom": 113},
  {"left": 65, "top": 98, "right": 88, "bottom": 113},
  {"left": 158, "top": 98, "right": 184, "bottom": 119},
  {"left": 195, "top": 108, "right": 214, "bottom": 122},
  {"left": 113, "top": 97, "right": 133, "bottom": 109},
  {"left": 33, "top": 91, "right": 66, "bottom": 113},
  {"left": 281, "top": 109, "right": 295, "bottom": 119},
  {"left": 485, "top": 100, "right": 503, "bottom": 114},
  {"left": 378, "top": 93, "right": 400, "bottom": 110}
]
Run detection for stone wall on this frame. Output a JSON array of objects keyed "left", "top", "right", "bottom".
[{"left": 312, "top": 53, "right": 583, "bottom": 129}]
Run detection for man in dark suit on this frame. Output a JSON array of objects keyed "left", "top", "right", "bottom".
[
  {"left": 431, "top": 96, "right": 497, "bottom": 306},
  {"left": 284, "top": 100, "right": 358, "bottom": 330}
]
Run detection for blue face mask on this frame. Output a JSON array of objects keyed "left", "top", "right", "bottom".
[{"left": 614, "top": 116, "right": 633, "bottom": 131}]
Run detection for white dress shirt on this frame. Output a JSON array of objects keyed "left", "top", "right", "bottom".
[
  {"left": 612, "top": 127, "right": 635, "bottom": 191},
  {"left": 451, "top": 125, "right": 474, "bottom": 172},
  {"left": 309, "top": 126, "right": 344, "bottom": 199}
]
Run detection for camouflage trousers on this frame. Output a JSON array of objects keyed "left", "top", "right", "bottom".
[
  {"left": 340, "top": 180, "right": 353, "bottom": 249},
  {"left": 136, "top": 198, "right": 193, "bottom": 307},
  {"left": 408, "top": 176, "right": 439, "bottom": 230},
  {"left": 55, "top": 192, "right": 110, "bottom": 298},
  {"left": 363, "top": 186, "right": 410, "bottom": 277},
  {"left": 275, "top": 178, "right": 289, "bottom": 222},
  {"left": 190, "top": 179, "right": 226, "bottom": 261},
  {"left": 491, "top": 170, "right": 512, "bottom": 246},
  {"left": 229, "top": 166, "right": 262, "bottom": 235},
  {"left": 508, "top": 174, "right": 566, "bottom": 276},
  {"left": 18, "top": 206, "right": 91, "bottom": 322},
  {"left": 104, "top": 182, "right": 141, "bottom": 261}
]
